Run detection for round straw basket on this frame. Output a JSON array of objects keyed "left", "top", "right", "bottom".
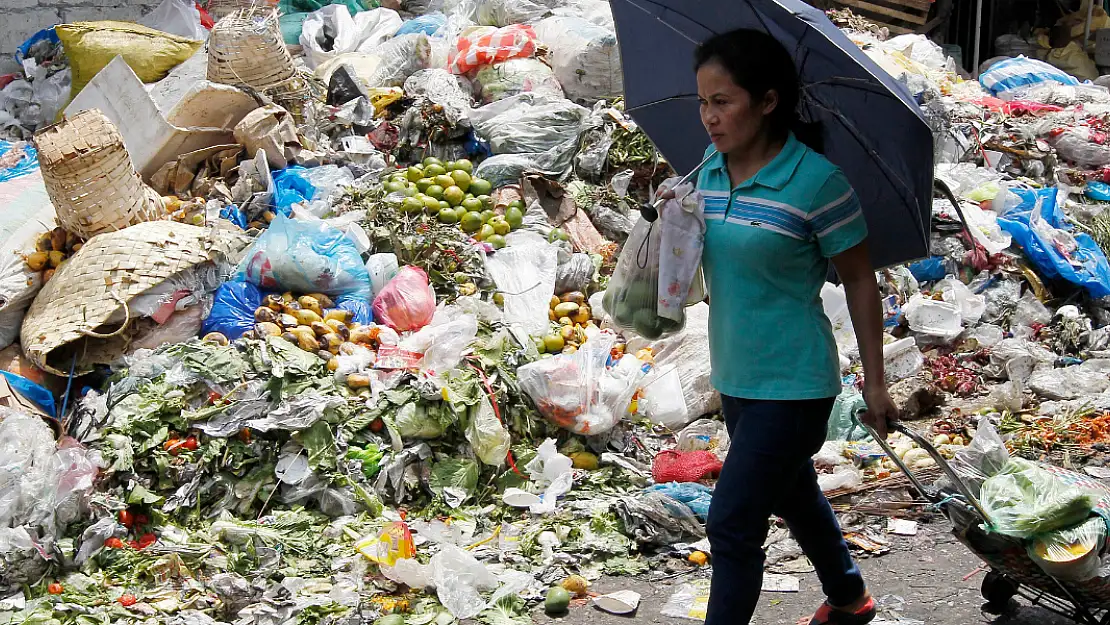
[
  {"left": 207, "top": 7, "right": 296, "bottom": 91},
  {"left": 204, "top": 0, "right": 277, "bottom": 21},
  {"left": 33, "top": 109, "right": 163, "bottom": 239},
  {"left": 20, "top": 222, "right": 235, "bottom": 375}
]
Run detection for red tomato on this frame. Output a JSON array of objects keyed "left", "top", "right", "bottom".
[
  {"left": 137, "top": 533, "right": 156, "bottom": 549},
  {"left": 118, "top": 594, "right": 137, "bottom": 607},
  {"left": 163, "top": 438, "right": 183, "bottom": 454},
  {"left": 118, "top": 510, "right": 134, "bottom": 528},
  {"left": 238, "top": 429, "right": 252, "bottom": 443},
  {"left": 182, "top": 436, "right": 198, "bottom": 451},
  {"left": 104, "top": 537, "right": 124, "bottom": 549},
  {"left": 207, "top": 391, "right": 222, "bottom": 404},
  {"left": 370, "top": 418, "right": 384, "bottom": 433},
  {"left": 134, "top": 514, "right": 150, "bottom": 527},
  {"left": 128, "top": 540, "right": 140, "bottom": 550},
  {"left": 47, "top": 583, "right": 63, "bottom": 595}
]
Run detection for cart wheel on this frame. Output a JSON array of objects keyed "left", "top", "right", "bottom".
[{"left": 981, "top": 571, "right": 1018, "bottom": 607}]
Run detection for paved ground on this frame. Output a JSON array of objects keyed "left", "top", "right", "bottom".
[{"left": 532, "top": 516, "right": 1093, "bottom": 625}]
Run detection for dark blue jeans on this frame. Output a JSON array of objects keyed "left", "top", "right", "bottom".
[{"left": 705, "top": 395, "right": 866, "bottom": 625}]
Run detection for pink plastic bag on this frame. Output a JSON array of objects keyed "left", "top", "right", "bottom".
[
  {"left": 372, "top": 266, "right": 436, "bottom": 332},
  {"left": 449, "top": 24, "right": 537, "bottom": 75}
]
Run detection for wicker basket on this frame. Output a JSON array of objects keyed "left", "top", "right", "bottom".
[
  {"left": 20, "top": 222, "right": 246, "bottom": 375},
  {"left": 33, "top": 109, "right": 164, "bottom": 239},
  {"left": 204, "top": 0, "right": 277, "bottom": 21},
  {"left": 207, "top": 7, "right": 296, "bottom": 91}
]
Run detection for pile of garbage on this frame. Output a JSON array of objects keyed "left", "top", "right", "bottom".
[{"left": 10, "top": 0, "right": 1110, "bottom": 622}]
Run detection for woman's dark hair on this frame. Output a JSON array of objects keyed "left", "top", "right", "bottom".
[{"left": 694, "top": 29, "right": 823, "bottom": 152}]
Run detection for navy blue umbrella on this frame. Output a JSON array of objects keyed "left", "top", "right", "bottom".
[{"left": 610, "top": 0, "right": 934, "bottom": 268}]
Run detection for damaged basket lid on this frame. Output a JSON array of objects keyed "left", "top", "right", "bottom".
[
  {"left": 33, "top": 108, "right": 164, "bottom": 238},
  {"left": 20, "top": 221, "right": 248, "bottom": 376}
]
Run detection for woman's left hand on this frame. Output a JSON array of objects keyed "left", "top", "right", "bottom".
[{"left": 861, "top": 382, "right": 899, "bottom": 441}]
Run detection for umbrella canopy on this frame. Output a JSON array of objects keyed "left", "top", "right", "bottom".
[{"left": 610, "top": 0, "right": 934, "bottom": 269}]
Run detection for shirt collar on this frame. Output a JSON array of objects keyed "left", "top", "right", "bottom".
[{"left": 705, "top": 133, "right": 806, "bottom": 192}]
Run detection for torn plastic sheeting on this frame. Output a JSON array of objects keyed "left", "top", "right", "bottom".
[
  {"left": 615, "top": 490, "right": 705, "bottom": 546},
  {"left": 485, "top": 241, "right": 558, "bottom": 341},
  {"left": 300, "top": 5, "right": 403, "bottom": 69},
  {"left": 430, "top": 543, "right": 498, "bottom": 619},
  {"left": 398, "top": 307, "right": 478, "bottom": 375}
]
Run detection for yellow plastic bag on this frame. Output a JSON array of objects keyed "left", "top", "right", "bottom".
[
  {"left": 1046, "top": 41, "right": 1098, "bottom": 82},
  {"left": 57, "top": 21, "right": 202, "bottom": 98},
  {"left": 355, "top": 521, "right": 415, "bottom": 566}
]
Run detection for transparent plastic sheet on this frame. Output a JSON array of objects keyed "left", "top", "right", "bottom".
[
  {"left": 139, "top": 0, "right": 208, "bottom": 40},
  {"left": 470, "top": 92, "right": 589, "bottom": 185},
  {"left": 235, "top": 214, "right": 372, "bottom": 298},
  {"left": 473, "top": 0, "right": 549, "bottom": 26},
  {"left": 1027, "top": 362, "right": 1110, "bottom": 400},
  {"left": 646, "top": 482, "right": 712, "bottom": 520},
  {"left": 403, "top": 69, "right": 473, "bottom": 124},
  {"left": 372, "top": 266, "right": 437, "bottom": 332},
  {"left": 484, "top": 241, "right": 558, "bottom": 341},
  {"left": 517, "top": 331, "right": 645, "bottom": 435},
  {"left": 398, "top": 306, "right": 479, "bottom": 374},
  {"left": 465, "top": 395, "right": 510, "bottom": 466},
  {"left": 980, "top": 457, "right": 1099, "bottom": 538},
  {"left": 677, "top": 418, "right": 730, "bottom": 461},
  {"left": 960, "top": 202, "right": 1011, "bottom": 255},
  {"left": 473, "top": 58, "right": 563, "bottom": 104},
  {"left": 1028, "top": 517, "right": 1107, "bottom": 581},
  {"left": 532, "top": 16, "right": 622, "bottom": 102},
  {"left": 430, "top": 543, "right": 497, "bottom": 618},
  {"left": 555, "top": 253, "right": 595, "bottom": 294},
  {"left": 364, "top": 33, "right": 434, "bottom": 88},
  {"left": 614, "top": 490, "right": 705, "bottom": 546},
  {"left": 1051, "top": 127, "right": 1110, "bottom": 168},
  {"left": 936, "top": 275, "right": 985, "bottom": 325}
]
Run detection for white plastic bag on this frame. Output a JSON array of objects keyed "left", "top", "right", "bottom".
[
  {"left": 523, "top": 438, "right": 573, "bottom": 514},
  {"left": 140, "top": 0, "right": 207, "bottom": 40},
  {"left": 431, "top": 544, "right": 498, "bottom": 619},
  {"left": 533, "top": 16, "right": 621, "bottom": 102},
  {"left": 398, "top": 307, "right": 479, "bottom": 375},
  {"left": 300, "top": 5, "right": 404, "bottom": 69},
  {"left": 466, "top": 396, "right": 510, "bottom": 466},
  {"left": 638, "top": 366, "right": 689, "bottom": 429},
  {"left": 485, "top": 241, "right": 557, "bottom": 343},
  {"left": 472, "top": 58, "right": 563, "bottom": 104},
  {"left": 961, "top": 202, "right": 1011, "bottom": 255},
  {"left": 937, "top": 275, "right": 986, "bottom": 325},
  {"left": 366, "top": 253, "right": 400, "bottom": 297}
]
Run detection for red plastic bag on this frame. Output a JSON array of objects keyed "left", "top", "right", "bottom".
[
  {"left": 652, "top": 450, "right": 722, "bottom": 483},
  {"left": 450, "top": 24, "right": 537, "bottom": 75},
  {"left": 372, "top": 266, "right": 436, "bottom": 332}
]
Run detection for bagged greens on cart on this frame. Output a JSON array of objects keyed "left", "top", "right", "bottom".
[
  {"left": 979, "top": 458, "right": 1100, "bottom": 538},
  {"left": 603, "top": 179, "right": 705, "bottom": 339}
]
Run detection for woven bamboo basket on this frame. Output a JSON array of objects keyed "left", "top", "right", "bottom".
[
  {"left": 33, "top": 109, "right": 164, "bottom": 239},
  {"left": 207, "top": 7, "right": 296, "bottom": 91},
  {"left": 20, "top": 222, "right": 245, "bottom": 376},
  {"left": 204, "top": 0, "right": 277, "bottom": 21}
]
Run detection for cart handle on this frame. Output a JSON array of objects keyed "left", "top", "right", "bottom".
[{"left": 855, "top": 417, "right": 993, "bottom": 525}]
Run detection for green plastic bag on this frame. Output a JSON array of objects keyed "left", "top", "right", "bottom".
[{"left": 980, "top": 458, "right": 1099, "bottom": 538}]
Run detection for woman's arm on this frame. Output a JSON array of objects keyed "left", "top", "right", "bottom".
[{"left": 831, "top": 241, "right": 899, "bottom": 440}]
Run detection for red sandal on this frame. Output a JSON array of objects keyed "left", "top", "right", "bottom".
[{"left": 804, "top": 596, "right": 876, "bottom": 625}]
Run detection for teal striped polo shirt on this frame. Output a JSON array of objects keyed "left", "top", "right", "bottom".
[{"left": 696, "top": 133, "right": 868, "bottom": 400}]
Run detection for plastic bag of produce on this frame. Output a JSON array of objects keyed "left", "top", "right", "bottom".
[
  {"left": 300, "top": 5, "right": 403, "bottom": 69},
  {"left": 473, "top": 58, "right": 563, "bottom": 104},
  {"left": 517, "top": 330, "right": 646, "bottom": 435},
  {"left": 361, "top": 33, "right": 434, "bottom": 88},
  {"left": 1027, "top": 517, "right": 1107, "bottom": 581},
  {"left": 533, "top": 16, "right": 621, "bottom": 102},
  {"left": 980, "top": 458, "right": 1099, "bottom": 538},
  {"left": 372, "top": 266, "right": 436, "bottom": 332},
  {"left": 604, "top": 181, "right": 705, "bottom": 339},
  {"left": 470, "top": 92, "right": 589, "bottom": 185},
  {"left": 472, "top": 0, "right": 550, "bottom": 26},
  {"left": 57, "top": 21, "right": 202, "bottom": 98},
  {"left": 235, "top": 214, "right": 372, "bottom": 298},
  {"left": 450, "top": 24, "right": 537, "bottom": 74}
]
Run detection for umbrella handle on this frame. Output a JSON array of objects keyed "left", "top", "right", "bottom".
[{"left": 640, "top": 150, "right": 719, "bottom": 222}]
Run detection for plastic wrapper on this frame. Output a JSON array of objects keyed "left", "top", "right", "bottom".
[
  {"left": 646, "top": 482, "right": 712, "bottom": 520},
  {"left": 300, "top": 5, "right": 403, "bottom": 69},
  {"left": 470, "top": 92, "right": 589, "bottom": 155},
  {"left": 449, "top": 24, "right": 538, "bottom": 74},
  {"left": 517, "top": 331, "right": 645, "bottom": 435},
  {"left": 397, "top": 12, "right": 447, "bottom": 35},
  {"left": 485, "top": 241, "right": 558, "bottom": 341},
  {"left": 961, "top": 202, "right": 1011, "bottom": 255},
  {"left": 398, "top": 307, "right": 478, "bottom": 374},
  {"left": 235, "top": 214, "right": 372, "bottom": 299},
  {"left": 978, "top": 55, "right": 1079, "bottom": 96},
  {"left": 638, "top": 366, "right": 689, "bottom": 429},
  {"left": 614, "top": 490, "right": 705, "bottom": 546},
  {"left": 677, "top": 417, "right": 730, "bottom": 461},
  {"left": 430, "top": 543, "right": 497, "bottom": 618},
  {"left": 1028, "top": 517, "right": 1107, "bottom": 581},
  {"left": 980, "top": 457, "right": 1099, "bottom": 538},
  {"left": 373, "top": 266, "right": 437, "bottom": 332},
  {"left": 1051, "top": 127, "right": 1110, "bottom": 168},
  {"left": 472, "top": 57, "right": 562, "bottom": 104},
  {"left": 465, "top": 396, "right": 510, "bottom": 466},
  {"left": 355, "top": 521, "right": 414, "bottom": 566},
  {"left": 555, "top": 253, "right": 595, "bottom": 294},
  {"left": 533, "top": 16, "right": 621, "bottom": 102}
]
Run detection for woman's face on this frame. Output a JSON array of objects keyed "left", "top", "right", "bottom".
[{"left": 696, "top": 60, "right": 778, "bottom": 154}]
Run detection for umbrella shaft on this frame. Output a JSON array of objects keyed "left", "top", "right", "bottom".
[{"left": 651, "top": 149, "right": 720, "bottom": 209}]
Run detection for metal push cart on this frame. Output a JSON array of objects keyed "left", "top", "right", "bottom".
[{"left": 862, "top": 421, "right": 1110, "bottom": 624}]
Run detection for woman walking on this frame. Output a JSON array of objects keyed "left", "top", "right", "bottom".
[{"left": 693, "top": 28, "right": 900, "bottom": 625}]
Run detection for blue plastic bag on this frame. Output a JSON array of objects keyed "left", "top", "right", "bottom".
[
  {"left": 202, "top": 281, "right": 265, "bottom": 340},
  {"left": 998, "top": 187, "right": 1110, "bottom": 298},
  {"left": 1087, "top": 182, "right": 1110, "bottom": 202},
  {"left": 0, "top": 371, "right": 55, "bottom": 417},
  {"left": 979, "top": 56, "right": 1078, "bottom": 96},
  {"left": 15, "top": 28, "right": 59, "bottom": 64},
  {"left": 0, "top": 141, "right": 39, "bottom": 183},
  {"left": 907, "top": 256, "right": 948, "bottom": 282},
  {"left": 272, "top": 166, "right": 317, "bottom": 215},
  {"left": 396, "top": 13, "right": 446, "bottom": 36},
  {"left": 234, "top": 214, "right": 372, "bottom": 299},
  {"left": 335, "top": 293, "right": 373, "bottom": 325},
  {"left": 647, "top": 482, "right": 713, "bottom": 521},
  {"left": 220, "top": 205, "right": 249, "bottom": 230}
]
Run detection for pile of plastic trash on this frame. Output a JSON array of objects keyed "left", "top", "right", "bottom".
[{"left": 10, "top": 1, "right": 1110, "bottom": 623}]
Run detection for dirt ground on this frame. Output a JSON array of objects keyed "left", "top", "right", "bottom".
[{"left": 532, "top": 518, "right": 1090, "bottom": 625}]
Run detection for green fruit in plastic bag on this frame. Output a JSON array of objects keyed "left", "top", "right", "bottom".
[
  {"left": 545, "top": 587, "right": 571, "bottom": 615},
  {"left": 633, "top": 309, "right": 666, "bottom": 339}
]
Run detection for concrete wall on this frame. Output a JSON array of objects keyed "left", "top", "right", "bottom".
[{"left": 1, "top": 0, "right": 160, "bottom": 56}]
